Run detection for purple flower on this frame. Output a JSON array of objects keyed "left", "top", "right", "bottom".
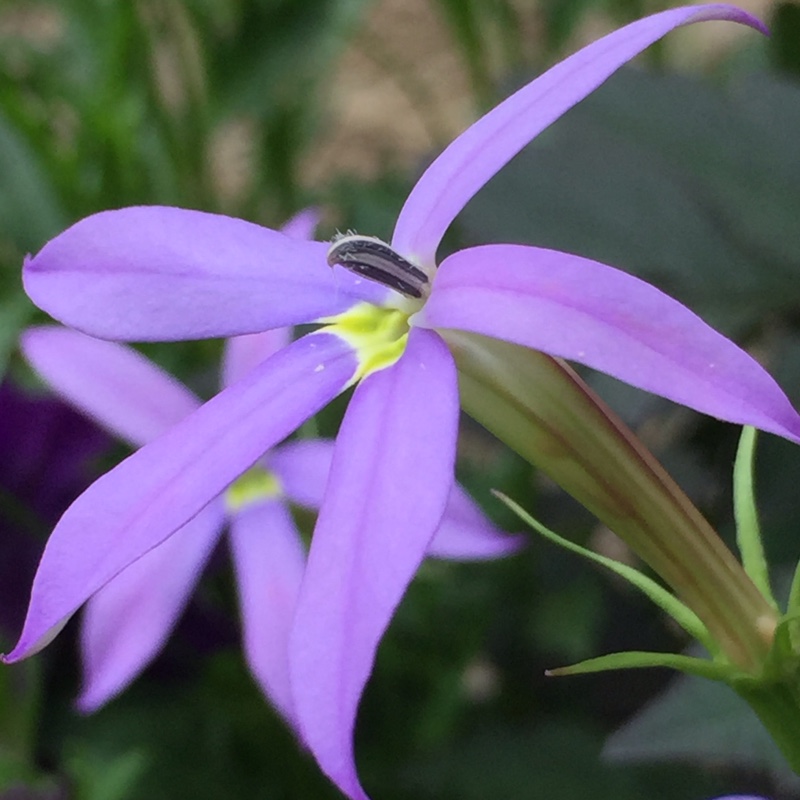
[
  {"left": 16, "top": 209, "right": 517, "bottom": 721},
  {"left": 6, "top": 6, "right": 794, "bottom": 799},
  {"left": 19, "top": 323, "right": 516, "bottom": 720}
]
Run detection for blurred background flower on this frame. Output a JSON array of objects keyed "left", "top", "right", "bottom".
[{"left": 0, "top": 380, "right": 109, "bottom": 638}]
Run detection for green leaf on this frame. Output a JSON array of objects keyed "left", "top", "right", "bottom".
[
  {"left": 0, "top": 658, "right": 41, "bottom": 787},
  {"left": 493, "top": 491, "right": 718, "bottom": 655},
  {"left": 433, "top": 0, "right": 521, "bottom": 104},
  {"left": 0, "top": 295, "right": 32, "bottom": 380},
  {"left": 605, "top": 673, "right": 800, "bottom": 787},
  {"left": 770, "top": 2, "right": 800, "bottom": 79},
  {"left": 0, "top": 111, "right": 67, "bottom": 252},
  {"left": 61, "top": 652, "right": 342, "bottom": 800},
  {"left": 67, "top": 747, "right": 148, "bottom": 800},
  {"left": 402, "top": 721, "right": 678, "bottom": 800},
  {"left": 787, "top": 564, "right": 800, "bottom": 650},
  {"left": 547, "top": 651, "right": 732, "bottom": 682},
  {"left": 733, "top": 427, "right": 777, "bottom": 608}
]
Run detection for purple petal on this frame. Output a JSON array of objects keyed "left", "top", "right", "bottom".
[
  {"left": 77, "top": 502, "right": 224, "bottom": 712},
  {"left": 23, "top": 206, "right": 382, "bottom": 341},
  {"left": 391, "top": 5, "right": 766, "bottom": 265},
  {"left": 2, "top": 332, "right": 358, "bottom": 662},
  {"left": 269, "top": 439, "right": 335, "bottom": 510},
  {"left": 290, "top": 328, "right": 459, "bottom": 800},
  {"left": 418, "top": 244, "right": 800, "bottom": 443},
  {"left": 281, "top": 208, "right": 321, "bottom": 241},
  {"left": 21, "top": 326, "right": 200, "bottom": 448},
  {"left": 222, "top": 329, "right": 292, "bottom": 388},
  {"left": 229, "top": 499, "right": 306, "bottom": 729},
  {"left": 428, "top": 483, "right": 524, "bottom": 560},
  {"left": 219, "top": 207, "right": 322, "bottom": 387}
]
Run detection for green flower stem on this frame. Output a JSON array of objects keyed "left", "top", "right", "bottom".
[
  {"left": 734, "top": 676, "right": 800, "bottom": 773},
  {"left": 444, "top": 330, "right": 777, "bottom": 672}
]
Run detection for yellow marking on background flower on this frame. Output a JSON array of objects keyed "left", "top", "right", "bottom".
[{"left": 225, "top": 466, "right": 282, "bottom": 512}]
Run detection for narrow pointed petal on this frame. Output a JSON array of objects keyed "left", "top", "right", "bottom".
[
  {"left": 21, "top": 326, "right": 200, "bottom": 448},
  {"left": 77, "top": 502, "right": 224, "bottom": 712},
  {"left": 269, "top": 439, "right": 335, "bottom": 510},
  {"left": 229, "top": 499, "right": 306, "bottom": 728},
  {"left": 419, "top": 245, "right": 800, "bottom": 443},
  {"left": 23, "top": 207, "right": 382, "bottom": 341},
  {"left": 222, "top": 329, "right": 292, "bottom": 388},
  {"left": 3, "top": 333, "right": 358, "bottom": 662},
  {"left": 219, "top": 208, "right": 321, "bottom": 387},
  {"left": 290, "top": 328, "right": 459, "bottom": 800},
  {"left": 428, "top": 484, "right": 524, "bottom": 560},
  {"left": 391, "top": 5, "right": 765, "bottom": 264}
]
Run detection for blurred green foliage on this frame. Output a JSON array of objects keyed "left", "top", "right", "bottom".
[{"left": 1, "top": 0, "right": 799, "bottom": 798}]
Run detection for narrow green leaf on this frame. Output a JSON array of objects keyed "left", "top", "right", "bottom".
[
  {"left": 733, "top": 427, "right": 777, "bottom": 608},
  {"left": 493, "top": 491, "right": 719, "bottom": 655},
  {"left": 547, "top": 651, "right": 733, "bottom": 682}
]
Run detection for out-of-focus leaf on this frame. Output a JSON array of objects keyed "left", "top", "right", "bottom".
[
  {"left": 0, "top": 297, "right": 32, "bottom": 379},
  {"left": 540, "top": 0, "right": 602, "bottom": 55},
  {"left": 770, "top": 2, "right": 800, "bottom": 79},
  {"left": 402, "top": 719, "right": 723, "bottom": 800},
  {"left": 0, "top": 659, "right": 42, "bottom": 790},
  {"left": 60, "top": 653, "right": 341, "bottom": 800},
  {"left": 433, "top": 0, "right": 522, "bottom": 104},
  {"left": 530, "top": 578, "right": 605, "bottom": 662},
  {"left": 66, "top": 747, "right": 147, "bottom": 800},
  {"left": 211, "top": 0, "right": 373, "bottom": 118},
  {"left": 0, "top": 112, "right": 66, "bottom": 253},
  {"left": 605, "top": 673, "right": 800, "bottom": 789}
]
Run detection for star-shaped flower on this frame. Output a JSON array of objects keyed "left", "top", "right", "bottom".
[
  {"left": 7, "top": 7, "right": 794, "bottom": 799},
  {"left": 21, "top": 322, "right": 517, "bottom": 718},
  {"left": 17, "top": 210, "right": 517, "bottom": 723}
]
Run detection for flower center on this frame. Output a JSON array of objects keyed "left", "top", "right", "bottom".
[
  {"left": 225, "top": 466, "right": 282, "bottom": 512},
  {"left": 321, "top": 302, "right": 410, "bottom": 382},
  {"left": 327, "top": 234, "right": 431, "bottom": 300}
]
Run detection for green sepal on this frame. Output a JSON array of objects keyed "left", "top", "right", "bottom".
[
  {"left": 493, "top": 491, "right": 719, "bottom": 656},
  {"left": 447, "top": 330, "right": 776, "bottom": 672},
  {"left": 733, "top": 427, "right": 778, "bottom": 609},
  {"left": 731, "top": 675, "right": 800, "bottom": 775},
  {"left": 723, "top": 614, "right": 800, "bottom": 774},
  {"left": 546, "top": 650, "right": 736, "bottom": 682},
  {"left": 786, "top": 565, "right": 800, "bottom": 652}
]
